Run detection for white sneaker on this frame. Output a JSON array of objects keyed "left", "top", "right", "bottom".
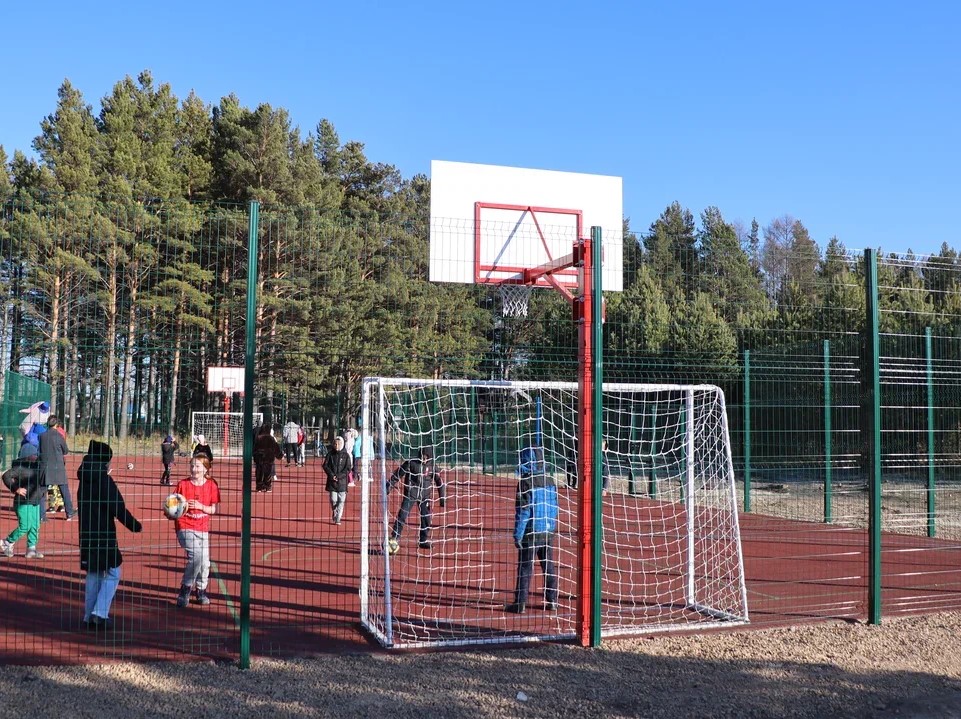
[{"left": 0, "top": 540, "right": 13, "bottom": 558}]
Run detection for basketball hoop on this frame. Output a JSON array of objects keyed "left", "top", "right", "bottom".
[{"left": 499, "top": 284, "right": 532, "bottom": 318}]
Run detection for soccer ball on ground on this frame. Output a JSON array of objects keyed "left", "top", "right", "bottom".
[{"left": 127, "top": 462, "right": 135, "bottom": 470}]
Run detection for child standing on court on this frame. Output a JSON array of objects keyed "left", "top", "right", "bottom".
[
  {"left": 160, "top": 435, "right": 179, "bottom": 486},
  {"left": 173, "top": 455, "right": 220, "bottom": 607},
  {"left": 0, "top": 453, "right": 45, "bottom": 558},
  {"left": 322, "top": 436, "right": 352, "bottom": 524}
]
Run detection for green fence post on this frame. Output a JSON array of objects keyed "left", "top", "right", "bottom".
[
  {"left": 492, "top": 411, "right": 499, "bottom": 475},
  {"left": 470, "top": 387, "right": 477, "bottom": 469},
  {"left": 240, "top": 200, "right": 259, "bottom": 669},
  {"left": 647, "top": 406, "right": 657, "bottom": 498},
  {"left": 824, "top": 339, "right": 833, "bottom": 524},
  {"left": 864, "top": 248, "right": 882, "bottom": 625},
  {"left": 679, "top": 404, "right": 687, "bottom": 505},
  {"left": 743, "top": 350, "right": 752, "bottom": 513},
  {"left": 926, "top": 327, "right": 936, "bottom": 538}
]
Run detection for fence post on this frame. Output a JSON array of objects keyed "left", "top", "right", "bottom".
[
  {"left": 743, "top": 350, "right": 752, "bottom": 513},
  {"left": 863, "top": 248, "right": 882, "bottom": 625},
  {"left": 926, "top": 327, "right": 936, "bottom": 538},
  {"left": 240, "top": 200, "right": 259, "bottom": 668},
  {"left": 824, "top": 340, "right": 832, "bottom": 524}
]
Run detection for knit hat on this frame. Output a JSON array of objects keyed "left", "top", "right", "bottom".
[
  {"left": 39, "top": 402, "right": 49, "bottom": 412},
  {"left": 196, "top": 434, "right": 206, "bottom": 445},
  {"left": 86, "top": 439, "right": 113, "bottom": 462},
  {"left": 165, "top": 435, "right": 174, "bottom": 443}
]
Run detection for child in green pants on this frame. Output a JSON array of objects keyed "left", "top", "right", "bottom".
[{"left": 0, "top": 454, "right": 45, "bottom": 559}]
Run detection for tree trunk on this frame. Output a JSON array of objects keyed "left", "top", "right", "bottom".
[
  {"left": 48, "top": 273, "right": 61, "bottom": 414},
  {"left": 119, "top": 278, "right": 138, "bottom": 441},
  {"left": 168, "top": 302, "right": 185, "bottom": 438},
  {"left": 103, "top": 256, "right": 119, "bottom": 440}
]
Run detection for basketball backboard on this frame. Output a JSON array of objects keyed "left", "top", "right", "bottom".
[
  {"left": 429, "top": 160, "right": 623, "bottom": 292},
  {"left": 207, "top": 366, "right": 245, "bottom": 394}
]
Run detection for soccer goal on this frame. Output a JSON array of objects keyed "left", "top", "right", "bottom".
[
  {"left": 359, "top": 377, "right": 748, "bottom": 649},
  {"left": 190, "top": 411, "right": 263, "bottom": 459}
]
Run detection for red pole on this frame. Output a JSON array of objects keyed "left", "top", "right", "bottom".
[
  {"left": 575, "top": 235, "right": 594, "bottom": 647},
  {"left": 223, "top": 393, "right": 231, "bottom": 458}
]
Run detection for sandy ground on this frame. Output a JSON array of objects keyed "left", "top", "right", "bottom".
[{"left": 1, "top": 612, "right": 961, "bottom": 718}]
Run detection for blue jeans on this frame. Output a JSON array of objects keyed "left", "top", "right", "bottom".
[{"left": 85, "top": 566, "right": 122, "bottom": 621}]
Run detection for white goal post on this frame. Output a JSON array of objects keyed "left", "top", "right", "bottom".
[
  {"left": 190, "top": 411, "right": 264, "bottom": 459},
  {"left": 359, "top": 377, "right": 749, "bottom": 649}
]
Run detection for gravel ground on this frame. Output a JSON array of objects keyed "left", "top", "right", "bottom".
[{"left": 2, "top": 612, "right": 961, "bottom": 718}]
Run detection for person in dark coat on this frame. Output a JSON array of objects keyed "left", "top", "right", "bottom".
[
  {"left": 160, "top": 435, "right": 180, "bottom": 486},
  {"left": 0, "top": 454, "right": 46, "bottom": 558},
  {"left": 39, "top": 416, "right": 72, "bottom": 520},
  {"left": 322, "top": 436, "right": 352, "bottom": 524},
  {"left": 505, "top": 447, "right": 559, "bottom": 614},
  {"left": 253, "top": 424, "right": 283, "bottom": 493},
  {"left": 192, "top": 435, "right": 214, "bottom": 463},
  {"left": 386, "top": 447, "right": 446, "bottom": 554},
  {"left": 77, "top": 440, "right": 142, "bottom": 630}
]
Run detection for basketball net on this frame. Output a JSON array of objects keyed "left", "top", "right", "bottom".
[{"left": 498, "top": 284, "right": 532, "bottom": 317}]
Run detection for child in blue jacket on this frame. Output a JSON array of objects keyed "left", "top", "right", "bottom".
[{"left": 505, "top": 447, "right": 559, "bottom": 614}]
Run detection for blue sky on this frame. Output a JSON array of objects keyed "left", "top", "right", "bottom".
[{"left": 2, "top": 0, "right": 959, "bottom": 257}]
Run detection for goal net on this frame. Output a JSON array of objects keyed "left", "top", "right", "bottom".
[
  {"left": 190, "top": 411, "right": 263, "bottom": 459},
  {"left": 359, "top": 378, "right": 748, "bottom": 649}
]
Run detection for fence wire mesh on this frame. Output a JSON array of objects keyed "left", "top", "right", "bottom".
[{"left": 0, "top": 195, "right": 959, "bottom": 664}]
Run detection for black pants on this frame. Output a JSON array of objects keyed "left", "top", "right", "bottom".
[
  {"left": 391, "top": 495, "right": 432, "bottom": 543},
  {"left": 514, "top": 532, "right": 558, "bottom": 606},
  {"left": 256, "top": 461, "right": 276, "bottom": 491},
  {"left": 283, "top": 442, "right": 297, "bottom": 464},
  {"left": 161, "top": 462, "right": 172, "bottom": 484}
]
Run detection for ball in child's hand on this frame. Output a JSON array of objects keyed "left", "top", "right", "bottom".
[{"left": 127, "top": 462, "right": 135, "bottom": 470}]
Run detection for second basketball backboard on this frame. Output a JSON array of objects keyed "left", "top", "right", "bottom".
[{"left": 429, "top": 161, "right": 623, "bottom": 292}]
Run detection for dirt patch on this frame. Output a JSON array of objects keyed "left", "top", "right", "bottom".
[{"left": 1, "top": 613, "right": 961, "bottom": 718}]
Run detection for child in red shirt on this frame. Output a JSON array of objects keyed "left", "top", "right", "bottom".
[{"left": 174, "top": 456, "right": 220, "bottom": 607}]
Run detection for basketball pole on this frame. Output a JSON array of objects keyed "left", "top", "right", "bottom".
[
  {"left": 574, "top": 230, "right": 599, "bottom": 648},
  {"left": 521, "top": 229, "right": 602, "bottom": 647},
  {"left": 223, "top": 390, "right": 230, "bottom": 460}
]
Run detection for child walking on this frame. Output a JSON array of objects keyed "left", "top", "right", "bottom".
[
  {"left": 173, "top": 456, "right": 220, "bottom": 607},
  {"left": 160, "top": 435, "right": 179, "bottom": 486},
  {"left": 0, "top": 454, "right": 45, "bottom": 558}
]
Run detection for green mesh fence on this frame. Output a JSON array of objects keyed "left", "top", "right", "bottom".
[{"left": 1, "top": 194, "right": 960, "bottom": 664}]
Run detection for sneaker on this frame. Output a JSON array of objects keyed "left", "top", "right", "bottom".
[
  {"left": 0, "top": 540, "right": 13, "bottom": 558},
  {"left": 176, "top": 586, "right": 191, "bottom": 608},
  {"left": 195, "top": 589, "right": 211, "bottom": 606},
  {"left": 504, "top": 602, "right": 526, "bottom": 614},
  {"left": 544, "top": 601, "right": 558, "bottom": 612},
  {"left": 25, "top": 548, "right": 44, "bottom": 559},
  {"left": 387, "top": 538, "right": 400, "bottom": 555},
  {"left": 418, "top": 541, "right": 432, "bottom": 550},
  {"left": 65, "top": 514, "right": 76, "bottom": 522},
  {"left": 347, "top": 481, "right": 356, "bottom": 487},
  {"left": 88, "top": 615, "right": 114, "bottom": 631}
]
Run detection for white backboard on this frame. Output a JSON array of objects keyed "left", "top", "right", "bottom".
[
  {"left": 207, "top": 366, "right": 245, "bottom": 394},
  {"left": 429, "top": 160, "right": 623, "bottom": 292}
]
